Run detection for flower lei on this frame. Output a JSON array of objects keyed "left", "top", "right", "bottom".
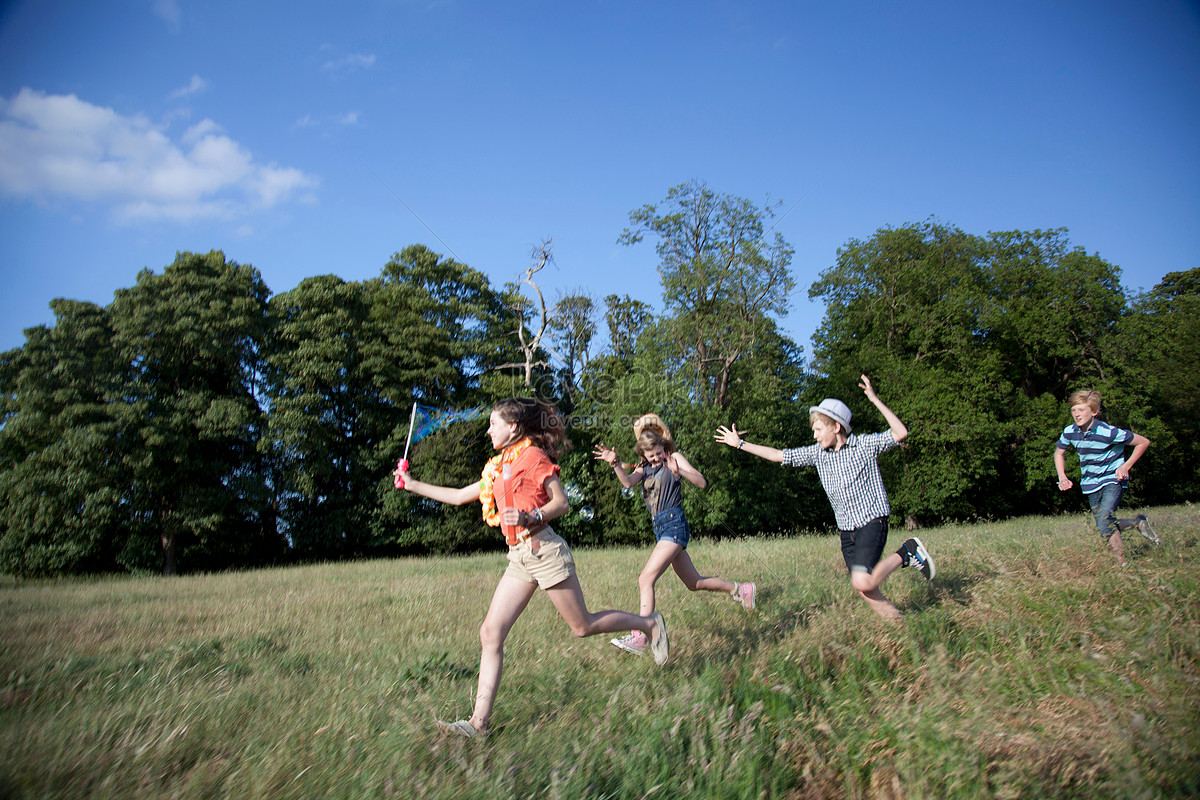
[{"left": 478, "top": 437, "right": 532, "bottom": 527}]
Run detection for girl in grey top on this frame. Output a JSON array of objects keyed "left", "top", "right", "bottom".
[{"left": 594, "top": 414, "right": 757, "bottom": 656}]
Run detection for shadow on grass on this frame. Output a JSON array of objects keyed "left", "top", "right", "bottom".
[
  {"left": 669, "top": 589, "right": 844, "bottom": 671},
  {"left": 401, "top": 652, "right": 476, "bottom": 687},
  {"left": 920, "top": 568, "right": 996, "bottom": 611}
]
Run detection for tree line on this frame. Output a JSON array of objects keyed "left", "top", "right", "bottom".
[{"left": 2, "top": 181, "right": 1196, "bottom": 577}]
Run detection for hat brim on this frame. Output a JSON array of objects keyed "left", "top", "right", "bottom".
[{"left": 808, "top": 406, "right": 852, "bottom": 433}]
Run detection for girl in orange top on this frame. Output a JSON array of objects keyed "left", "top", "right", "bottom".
[{"left": 394, "top": 397, "right": 669, "bottom": 738}]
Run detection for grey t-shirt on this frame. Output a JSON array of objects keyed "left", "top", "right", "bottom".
[{"left": 641, "top": 461, "right": 683, "bottom": 516}]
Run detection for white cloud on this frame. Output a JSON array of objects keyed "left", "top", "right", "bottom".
[
  {"left": 182, "top": 118, "right": 223, "bottom": 144},
  {"left": 0, "top": 88, "right": 318, "bottom": 223},
  {"left": 291, "top": 111, "right": 360, "bottom": 130},
  {"left": 169, "top": 74, "right": 209, "bottom": 100},
  {"left": 153, "top": 0, "right": 182, "bottom": 32},
  {"left": 322, "top": 53, "right": 376, "bottom": 73}
]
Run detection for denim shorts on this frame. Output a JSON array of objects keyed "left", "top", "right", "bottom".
[{"left": 652, "top": 507, "right": 690, "bottom": 548}]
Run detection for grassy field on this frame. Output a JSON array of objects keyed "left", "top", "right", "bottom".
[{"left": 1, "top": 505, "right": 1198, "bottom": 799}]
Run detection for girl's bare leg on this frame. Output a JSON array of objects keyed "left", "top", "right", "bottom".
[
  {"left": 637, "top": 541, "right": 684, "bottom": 615},
  {"left": 670, "top": 549, "right": 736, "bottom": 596},
  {"left": 544, "top": 574, "right": 659, "bottom": 638},
  {"left": 470, "top": 575, "right": 537, "bottom": 730}
]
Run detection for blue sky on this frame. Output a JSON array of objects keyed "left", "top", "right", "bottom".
[{"left": 1, "top": 0, "right": 1198, "bottom": 359}]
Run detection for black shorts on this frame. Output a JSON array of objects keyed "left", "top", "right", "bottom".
[{"left": 840, "top": 517, "right": 888, "bottom": 574}]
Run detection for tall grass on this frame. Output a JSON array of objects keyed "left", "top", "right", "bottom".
[{"left": 2, "top": 505, "right": 1197, "bottom": 799}]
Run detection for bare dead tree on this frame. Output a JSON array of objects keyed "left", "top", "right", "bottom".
[{"left": 494, "top": 238, "right": 555, "bottom": 388}]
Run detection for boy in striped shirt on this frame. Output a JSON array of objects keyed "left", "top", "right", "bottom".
[{"left": 1054, "top": 389, "right": 1157, "bottom": 566}]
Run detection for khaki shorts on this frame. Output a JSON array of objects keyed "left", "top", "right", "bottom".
[{"left": 504, "top": 528, "right": 575, "bottom": 588}]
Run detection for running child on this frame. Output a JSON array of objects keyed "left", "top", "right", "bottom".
[
  {"left": 593, "top": 413, "right": 756, "bottom": 656},
  {"left": 715, "top": 375, "right": 933, "bottom": 621},
  {"left": 1054, "top": 388, "right": 1157, "bottom": 566},
  {"left": 394, "top": 397, "right": 669, "bottom": 738}
]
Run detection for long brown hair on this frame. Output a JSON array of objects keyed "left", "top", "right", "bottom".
[{"left": 492, "top": 397, "right": 572, "bottom": 462}]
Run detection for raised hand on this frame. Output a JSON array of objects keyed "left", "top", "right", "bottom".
[
  {"left": 714, "top": 424, "right": 745, "bottom": 448},
  {"left": 858, "top": 374, "right": 877, "bottom": 402},
  {"left": 592, "top": 443, "right": 618, "bottom": 464}
]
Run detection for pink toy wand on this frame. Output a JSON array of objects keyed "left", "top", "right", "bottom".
[{"left": 394, "top": 401, "right": 417, "bottom": 489}]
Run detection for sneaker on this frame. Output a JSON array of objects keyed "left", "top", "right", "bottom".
[
  {"left": 1135, "top": 514, "right": 1160, "bottom": 544},
  {"left": 609, "top": 631, "right": 648, "bottom": 655},
  {"left": 734, "top": 581, "right": 756, "bottom": 610},
  {"left": 908, "top": 537, "right": 935, "bottom": 580},
  {"left": 436, "top": 718, "right": 486, "bottom": 739},
  {"left": 648, "top": 611, "right": 669, "bottom": 666}
]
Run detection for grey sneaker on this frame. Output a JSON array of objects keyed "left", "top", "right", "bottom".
[
  {"left": 648, "top": 611, "right": 669, "bottom": 666},
  {"left": 436, "top": 718, "right": 486, "bottom": 739},
  {"left": 909, "top": 537, "right": 935, "bottom": 580},
  {"left": 1135, "top": 514, "right": 1160, "bottom": 544},
  {"left": 610, "top": 631, "right": 648, "bottom": 655}
]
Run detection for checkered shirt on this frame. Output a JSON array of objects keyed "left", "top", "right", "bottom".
[{"left": 781, "top": 431, "right": 900, "bottom": 530}]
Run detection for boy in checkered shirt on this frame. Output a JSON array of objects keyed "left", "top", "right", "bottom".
[{"left": 716, "top": 375, "right": 933, "bottom": 620}]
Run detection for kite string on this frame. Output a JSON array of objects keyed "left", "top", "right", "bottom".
[{"left": 357, "top": 156, "right": 464, "bottom": 263}]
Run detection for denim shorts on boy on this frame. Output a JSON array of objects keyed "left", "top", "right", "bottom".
[
  {"left": 840, "top": 516, "right": 889, "bottom": 574},
  {"left": 652, "top": 506, "right": 691, "bottom": 548},
  {"left": 504, "top": 528, "right": 575, "bottom": 588},
  {"left": 1087, "top": 481, "right": 1126, "bottom": 540}
]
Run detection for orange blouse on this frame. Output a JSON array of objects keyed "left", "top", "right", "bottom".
[{"left": 483, "top": 445, "right": 560, "bottom": 546}]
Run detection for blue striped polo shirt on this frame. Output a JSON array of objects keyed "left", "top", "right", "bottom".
[{"left": 1056, "top": 419, "right": 1134, "bottom": 495}]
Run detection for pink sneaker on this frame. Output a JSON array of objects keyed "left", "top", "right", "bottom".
[
  {"left": 610, "top": 630, "right": 648, "bottom": 655},
  {"left": 735, "top": 582, "right": 756, "bottom": 610}
]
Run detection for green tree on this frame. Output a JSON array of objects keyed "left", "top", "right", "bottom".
[
  {"left": 371, "top": 244, "right": 510, "bottom": 404},
  {"left": 1106, "top": 268, "right": 1200, "bottom": 505},
  {"left": 808, "top": 222, "right": 1131, "bottom": 524},
  {"left": 603, "top": 293, "right": 653, "bottom": 365},
  {"left": 0, "top": 301, "right": 125, "bottom": 576},
  {"left": 547, "top": 292, "right": 597, "bottom": 408},
  {"left": 981, "top": 229, "right": 1126, "bottom": 399},
  {"left": 109, "top": 251, "right": 273, "bottom": 575},
  {"left": 809, "top": 222, "right": 1008, "bottom": 523},
  {"left": 571, "top": 315, "right": 819, "bottom": 547},
  {"left": 262, "top": 275, "right": 394, "bottom": 560},
  {"left": 619, "top": 181, "right": 795, "bottom": 407},
  {"left": 369, "top": 245, "right": 513, "bottom": 554}
]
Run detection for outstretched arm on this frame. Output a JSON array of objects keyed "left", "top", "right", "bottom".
[
  {"left": 668, "top": 452, "right": 707, "bottom": 489},
  {"left": 860, "top": 375, "right": 908, "bottom": 443},
  {"left": 393, "top": 463, "right": 481, "bottom": 505},
  {"left": 715, "top": 424, "right": 784, "bottom": 463},
  {"left": 593, "top": 442, "right": 644, "bottom": 488}
]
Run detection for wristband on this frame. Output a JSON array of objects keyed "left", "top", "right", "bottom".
[{"left": 737, "top": 440, "right": 745, "bottom": 450}]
